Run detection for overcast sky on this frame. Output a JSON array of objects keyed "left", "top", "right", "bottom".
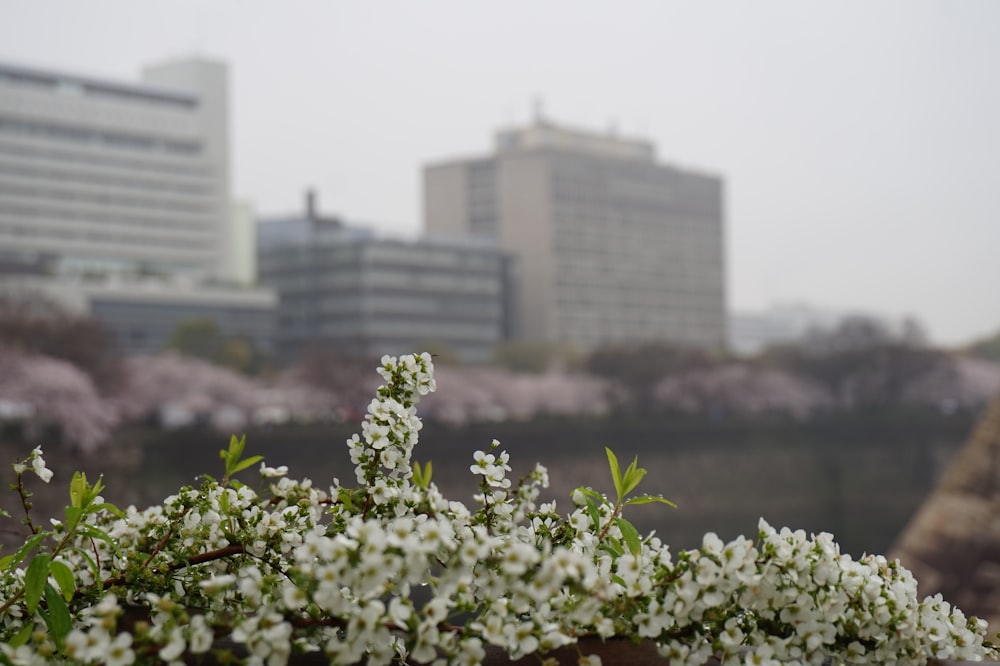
[{"left": 2, "top": 0, "right": 998, "bottom": 346}]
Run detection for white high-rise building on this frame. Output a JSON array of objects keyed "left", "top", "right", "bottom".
[
  {"left": 425, "top": 120, "right": 726, "bottom": 350},
  {"left": 0, "top": 57, "right": 232, "bottom": 279}
]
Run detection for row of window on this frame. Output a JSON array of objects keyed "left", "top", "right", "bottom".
[
  {"left": 0, "top": 160, "right": 214, "bottom": 198},
  {"left": 0, "top": 202, "right": 216, "bottom": 233},
  {"left": 554, "top": 275, "right": 723, "bottom": 297},
  {"left": 0, "top": 116, "right": 202, "bottom": 156},
  {"left": 277, "top": 318, "right": 500, "bottom": 343},
  {"left": 0, "top": 138, "right": 214, "bottom": 179},
  {"left": 0, "top": 69, "right": 197, "bottom": 110},
  {"left": 0, "top": 221, "right": 215, "bottom": 253},
  {"left": 0, "top": 182, "right": 219, "bottom": 217}
]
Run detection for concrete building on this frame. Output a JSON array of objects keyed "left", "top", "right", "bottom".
[
  {"left": 424, "top": 120, "right": 726, "bottom": 351},
  {"left": 258, "top": 195, "right": 510, "bottom": 363},
  {"left": 0, "top": 57, "right": 233, "bottom": 279},
  {"left": 0, "top": 57, "right": 275, "bottom": 356},
  {"left": 728, "top": 304, "right": 842, "bottom": 356}
]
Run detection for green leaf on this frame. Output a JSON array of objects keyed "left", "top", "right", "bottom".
[
  {"left": 337, "top": 487, "right": 355, "bottom": 512},
  {"left": 621, "top": 457, "right": 647, "bottom": 496},
  {"left": 76, "top": 525, "right": 122, "bottom": 558},
  {"left": 222, "top": 434, "right": 247, "bottom": 474},
  {"left": 65, "top": 546, "right": 99, "bottom": 585},
  {"left": 584, "top": 497, "right": 601, "bottom": 528},
  {"left": 64, "top": 506, "right": 84, "bottom": 531},
  {"left": 41, "top": 583, "right": 72, "bottom": 645},
  {"left": 91, "top": 502, "right": 125, "bottom": 519},
  {"left": 605, "top": 535, "right": 624, "bottom": 557},
  {"left": 7, "top": 622, "right": 33, "bottom": 648},
  {"left": 625, "top": 494, "right": 677, "bottom": 508},
  {"left": 88, "top": 475, "right": 105, "bottom": 503},
  {"left": 412, "top": 460, "right": 434, "bottom": 489},
  {"left": 615, "top": 517, "right": 642, "bottom": 555},
  {"left": 605, "top": 447, "right": 623, "bottom": 500},
  {"left": 48, "top": 560, "right": 75, "bottom": 602},
  {"left": 228, "top": 455, "right": 264, "bottom": 476},
  {"left": 69, "top": 472, "right": 87, "bottom": 509},
  {"left": 24, "top": 553, "right": 51, "bottom": 614},
  {"left": 6, "top": 532, "right": 46, "bottom": 570},
  {"left": 0, "top": 554, "right": 12, "bottom": 570}
]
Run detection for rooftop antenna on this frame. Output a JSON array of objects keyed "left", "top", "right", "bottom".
[
  {"left": 306, "top": 188, "right": 317, "bottom": 220},
  {"left": 533, "top": 95, "right": 546, "bottom": 125}
]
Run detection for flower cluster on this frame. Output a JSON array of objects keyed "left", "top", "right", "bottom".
[{"left": 0, "top": 353, "right": 994, "bottom": 665}]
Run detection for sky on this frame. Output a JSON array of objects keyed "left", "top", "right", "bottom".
[{"left": 1, "top": 0, "right": 999, "bottom": 346}]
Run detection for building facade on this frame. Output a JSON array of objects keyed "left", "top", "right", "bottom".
[
  {"left": 0, "top": 57, "right": 275, "bottom": 356},
  {"left": 0, "top": 57, "right": 232, "bottom": 278},
  {"left": 425, "top": 120, "right": 726, "bottom": 351},
  {"left": 258, "top": 198, "right": 510, "bottom": 363}
]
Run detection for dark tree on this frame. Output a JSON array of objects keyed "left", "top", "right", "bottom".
[
  {"left": 0, "top": 298, "right": 122, "bottom": 392},
  {"left": 585, "top": 342, "right": 720, "bottom": 412}
]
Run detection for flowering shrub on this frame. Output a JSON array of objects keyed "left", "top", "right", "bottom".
[{"left": 0, "top": 353, "right": 994, "bottom": 665}]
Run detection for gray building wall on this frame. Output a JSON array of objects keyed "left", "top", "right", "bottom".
[
  {"left": 258, "top": 212, "right": 509, "bottom": 363},
  {"left": 424, "top": 121, "right": 726, "bottom": 351}
]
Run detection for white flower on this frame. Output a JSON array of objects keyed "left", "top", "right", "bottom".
[
  {"left": 105, "top": 632, "right": 135, "bottom": 666},
  {"left": 260, "top": 463, "right": 289, "bottom": 478},
  {"left": 158, "top": 629, "right": 186, "bottom": 662},
  {"left": 188, "top": 616, "right": 214, "bottom": 654},
  {"left": 199, "top": 574, "right": 237, "bottom": 593},
  {"left": 29, "top": 448, "right": 53, "bottom": 483}
]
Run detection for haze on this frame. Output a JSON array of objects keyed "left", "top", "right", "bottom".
[{"left": 2, "top": 0, "right": 998, "bottom": 346}]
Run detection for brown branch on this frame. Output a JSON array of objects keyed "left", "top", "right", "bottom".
[
  {"left": 102, "top": 543, "right": 247, "bottom": 590},
  {"left": 15, "top": 473, "right": 38, "bottom": 534},
  {"left": 142, "top": 525, "right": 176, "bottom": 569},
  {"left": 186, "top": 544, "right": 245, "bottom": 566}
]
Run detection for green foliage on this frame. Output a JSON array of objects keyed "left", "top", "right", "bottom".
[
  {"left": 411, "top": 460, "right": 433, "bottom": 489},
  {"left": 164, "top": 317, "right": 265, "bottom": 375},
  {"left": 574, "top": 448, "right": 676, "bottom": 559},
  {"left": 493, "top": 340, "right": 582, "bottom": 374},
  {"left": 219, "top": 434, "right": 263, "bottom": 485},
  {"left": 585, "top": 342, "right": 720, "bottom": 411},
  {"left": 966, "top": 329, "right": 1000, "bottom": 362}
]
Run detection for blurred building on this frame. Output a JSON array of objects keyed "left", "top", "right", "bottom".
[
  {"left": 727, "top": 305, "right": 842, "bottom": 356},
  {"left": 727, "top": 304, "right": 906, "bottom": 356},
  {"left": 0, "top": 57, "right": 274, "bottom": 354},
  {"left": 258, "top": 193, "right": 511, "bottom": 363},
  {"left": 0, "top": 57, "right": 238, "bottom": 278},
  {"left": 424, "top": 119, "right": 726, "bottom": 351}
]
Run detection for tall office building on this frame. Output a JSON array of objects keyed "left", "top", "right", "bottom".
[
  {"left": 258, "top": 194, "right": 511, "bottom": 363},
  {"left": 0, "top": 57, "right": 231, "bottom": 278},
  {"left": 0, "top": 57, "right": 275, "bottom": 355},
  {"left": 425, "top": 120, "right": 726, "bottom": 350}
]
